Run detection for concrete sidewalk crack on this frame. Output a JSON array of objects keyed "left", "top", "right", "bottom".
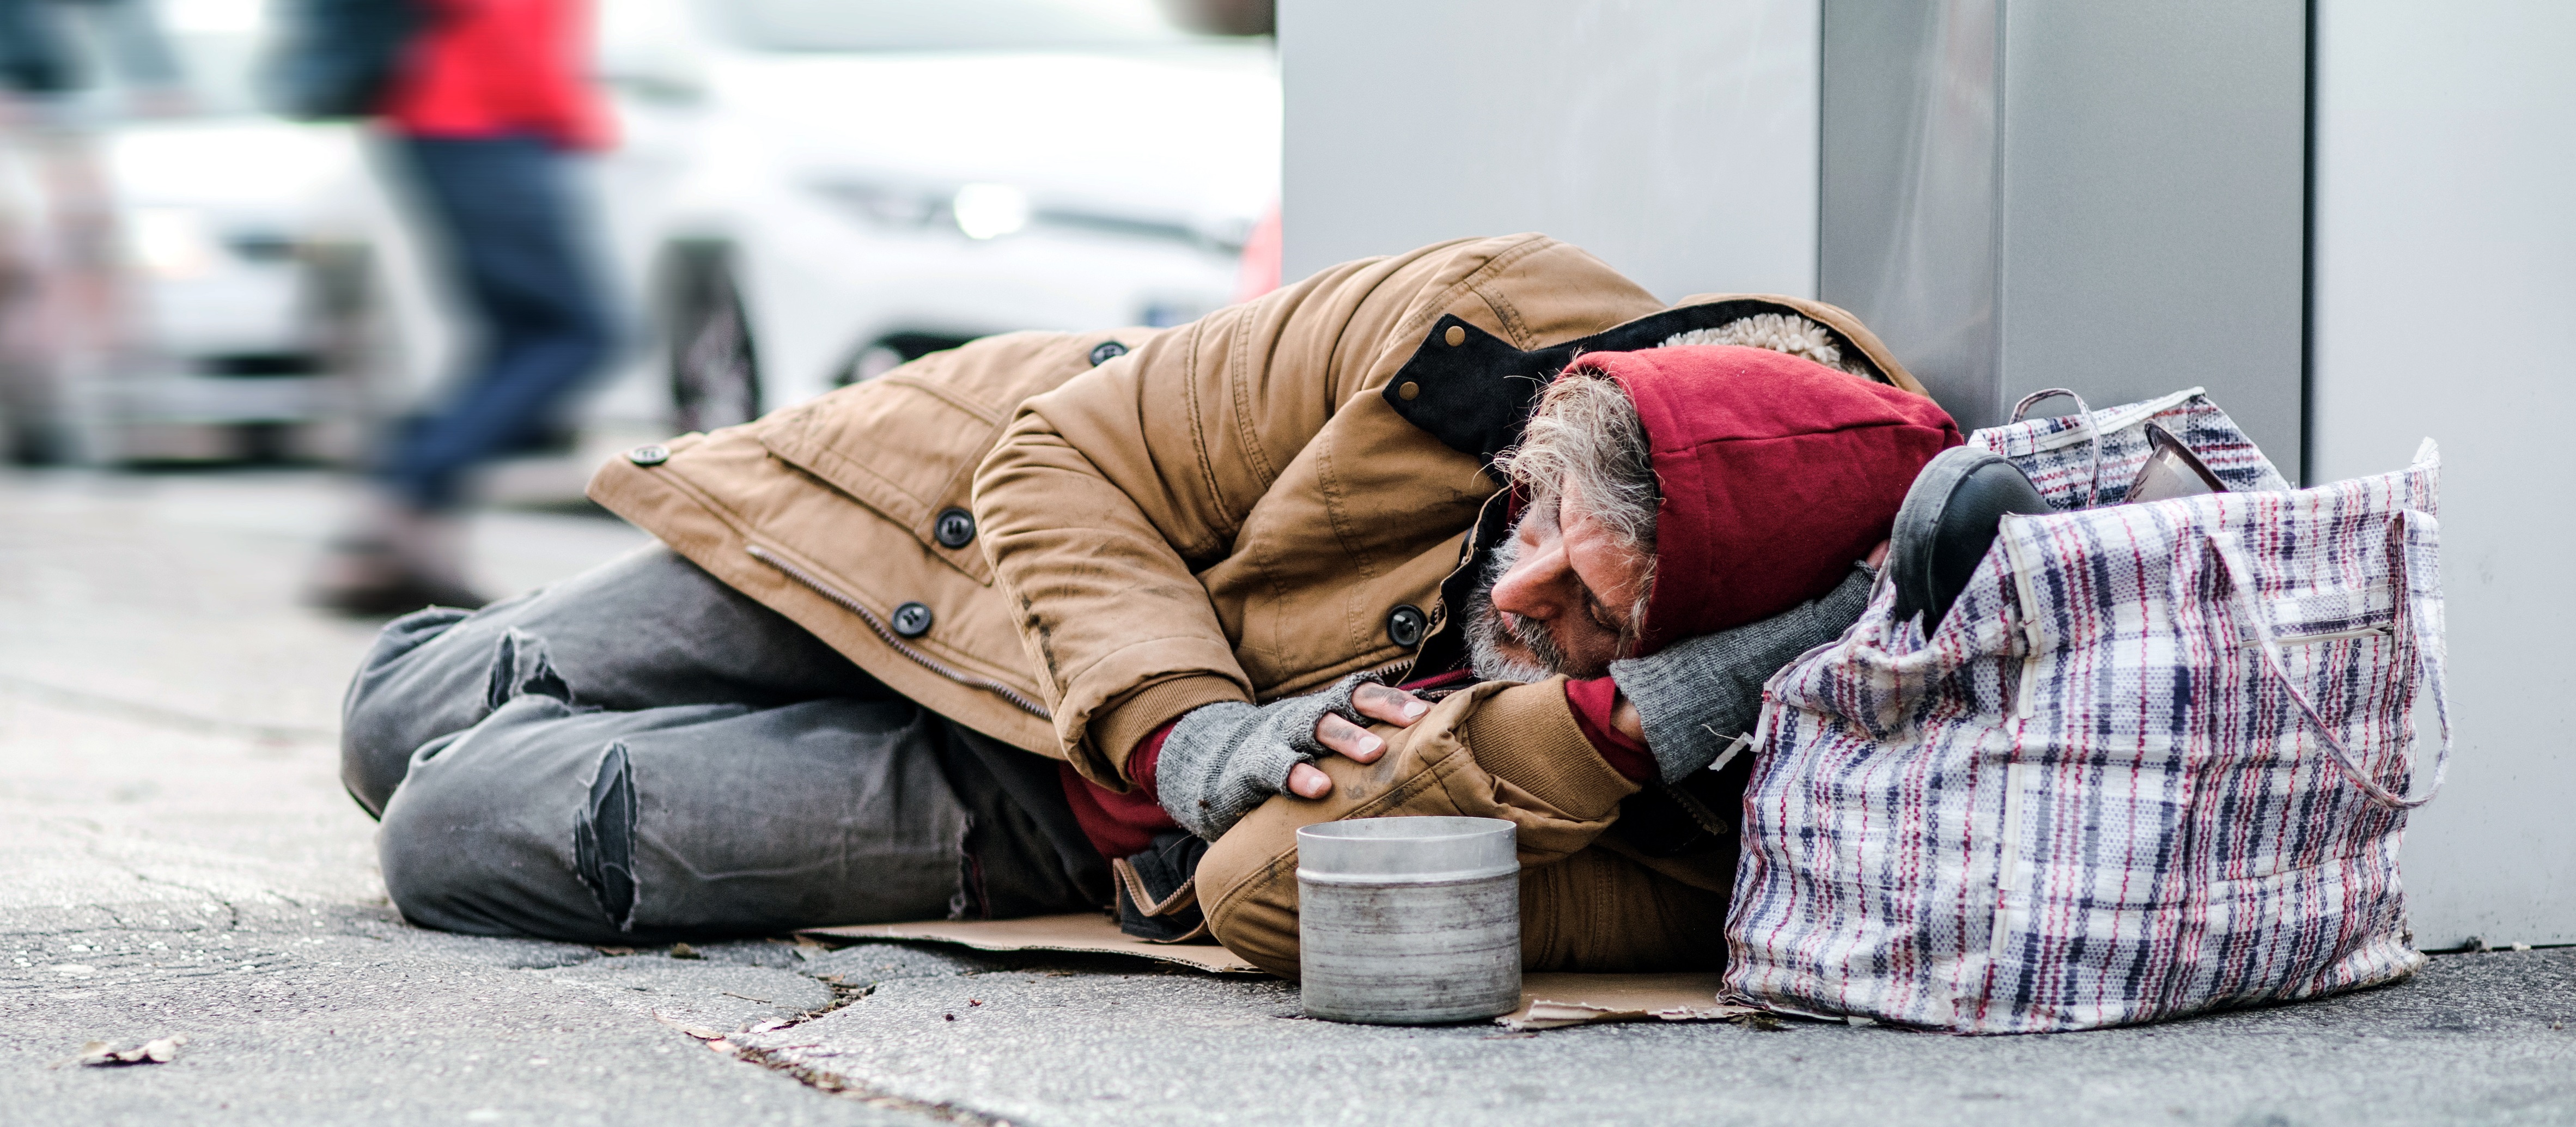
[
  {"left": 109, "top": 863, "right": 246, "bottom": 933},
  {"left": 732, "top": 1043, "right": 1015, "bottom": 1126},
  {"left": 661, "top": 948, "right": 1029, "bottom": 1122},
  {"left": 0, "top": 673, "right": 335, "bottom": 745}
]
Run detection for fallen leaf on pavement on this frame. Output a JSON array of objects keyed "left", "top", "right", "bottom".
[
  {"left": 73, "top": 1035, "right": 188, "bottom": 1067},
  {"left": 650, "top": 1010, "right": 728, "bottom": 1040},
  {"left": 669, "top": 943, "right": 703, "bottom": 960}
]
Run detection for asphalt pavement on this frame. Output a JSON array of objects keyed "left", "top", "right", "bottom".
[{"left": 3, "top": 466, "right": 2571, "bottom": 1127}]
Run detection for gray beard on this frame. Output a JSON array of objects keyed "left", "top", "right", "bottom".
[{"left": 1463, "top": 533, "right": 1567, "bottom": 683}]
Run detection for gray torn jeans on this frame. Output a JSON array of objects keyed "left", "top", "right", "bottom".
[{"left": 340, "top": 545, "right": 1104, "bottom": 945}]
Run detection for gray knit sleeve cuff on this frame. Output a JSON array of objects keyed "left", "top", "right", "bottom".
[
  {"left": 1609, "top": 564, "right": 1877, "bottom": 783},
  {"left": 1150, "top": 673, "right": 1383, "bottom": 841}
]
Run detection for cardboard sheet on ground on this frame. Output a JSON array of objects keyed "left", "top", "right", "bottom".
[
  {"left": 803, "top": 913, "right": 1264, "bottom": 974},
  {"left": 801, "top": 914, "right": 1749, "bottom": 1031}
]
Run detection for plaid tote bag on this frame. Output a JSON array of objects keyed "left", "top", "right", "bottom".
[{"left": 1723, "top": 393, "right": 2450, "bottom": 1033}]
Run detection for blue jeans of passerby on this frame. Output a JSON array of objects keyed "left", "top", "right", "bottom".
[{"left": 382, "top": 134, "right": 612, "bottom": 512}]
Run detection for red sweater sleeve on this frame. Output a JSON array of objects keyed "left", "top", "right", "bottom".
[
  {"left": 1563, "top": 677, "right": 1656, "bottom": 784},
  {"left": 1057, "top": 721, "right": 1180, "bottom": 861}
]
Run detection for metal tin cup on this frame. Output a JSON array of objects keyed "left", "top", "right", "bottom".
[{"left": 1296, "top": 816, "right": 1520, "bottom": 1024}]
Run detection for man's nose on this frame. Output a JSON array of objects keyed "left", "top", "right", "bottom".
[{"left": 1490, "top": 542, "right": 1567, "bottom": 619}]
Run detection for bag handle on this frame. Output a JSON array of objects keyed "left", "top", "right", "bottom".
[
  {"left": 2011, "top": 388, "right": 2103, "bottom": 508},
  {"left": 2208, "top": 521, "right": 2452, "bottom": 810}
]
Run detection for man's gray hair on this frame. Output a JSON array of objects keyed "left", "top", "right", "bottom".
[{"left": 1496, "top": 368, "right": 1659, "bottom": 630}]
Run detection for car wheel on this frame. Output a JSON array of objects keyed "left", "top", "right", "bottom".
[
  {"left": 666, "top": 246, "right": 760, "bottom": 432},
  {"left": 832, "top": 331, "right": 978, "bottom": 387}
]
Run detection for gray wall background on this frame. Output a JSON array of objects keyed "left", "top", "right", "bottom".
[
  {"left": 1818, "top": 0, "right": 2307, "bottom": 449},
  {"left": 1282, "top": 0, "right": 2572, "bottom": 945},
  {"left": 1278, "top": 0, "right": 1820, "bottom": 301},
  {"left": 1817, "top": 0, "right": 1997, "bottom": 427},
  {"left": 2309, "top": 0, "right": 2575, "bottom": 947}
]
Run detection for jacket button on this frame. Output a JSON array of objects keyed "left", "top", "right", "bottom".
[
  {"left": 933, "top": 508, "right": 976, "bottom": 549},
  {"left": 1088, "top": 340, "right": 1128, "bottom": 366},
  {"left": 627, "top": 444, "right": 670, "bottom": 466},
  {"left": 1398, "top": 381, "right": 1420, "bottom": 400},
  {"left": 891, "top": 601, "right": 934, "bottom": 638},
  {"left": 1386, "top": 604, "right": 1427, "bottom": 648},
  {"left": 1444, "top": 325, "right": 1466, "bottom": 347}
]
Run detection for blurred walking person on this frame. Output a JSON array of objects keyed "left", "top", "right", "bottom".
[{"left": 300, "top": 0, "right": 616, "bottom": 613}]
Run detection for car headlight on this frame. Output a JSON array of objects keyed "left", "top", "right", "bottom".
[
  {"left": 808, "top": 177, "right": 1240, "bottom": 253},
  {"left": 130, "top": 208, "right": 218, "bottom": 280},
  {"left": 809, "top": 179, "right": 1034, "bottom": 241},
  {"left": 949, "top": 184, "right": 1030, "bottom": 240}
]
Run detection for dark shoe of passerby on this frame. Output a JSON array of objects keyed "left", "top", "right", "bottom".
[
  {"left": 308, "top": 544, "right": 486, "bottom": 615},
  {"left": 307, "top": 498, "right": 486, "bottom": 614}
]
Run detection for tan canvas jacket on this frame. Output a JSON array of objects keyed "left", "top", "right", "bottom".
[
  {"left": 588, "top": 233, "right": 1923, "bottom": 972},
  {"left": 973, "top": 234, "right": 1921, "bottom": 782},
  {"left": 590, "top": 328, "right": 1148, "bottom": 756},
  {"left": 594, "top": 232, "right": 1917, "bottom": 771},
  {"left": 969, "top": 235, "right": 1925, "bottom": 971}
]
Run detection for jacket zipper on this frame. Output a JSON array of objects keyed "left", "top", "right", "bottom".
[
  {"left": 745, "top": 544, "right": 1053, "bottom": 720},
  {"left": 1397, "top": 489, "right": 1505, "bottom": 685}
]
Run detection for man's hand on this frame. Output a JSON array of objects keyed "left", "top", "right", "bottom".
[
  {"left": 1154, "top": 675, "right": 1430, "bottom": 839},
  {"left": 1287, "top": 683, "right": 1429, "bottom": 799},
  {"left": 1603, "top": 544, "right": 1885, "bottom": 750}
]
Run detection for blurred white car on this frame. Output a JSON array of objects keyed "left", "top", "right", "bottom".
[
  {"left": 88, "top": 118, "right": 370, "bottom": 461},
  {"left": 0, "top": 0, "right": 372, "bottom": 465},
  {"left": 3, "top": 0, "right": 1276, "bottom": 470},
  {"left": 587, "top": 0, "right": 1281, "bottom": 432}
]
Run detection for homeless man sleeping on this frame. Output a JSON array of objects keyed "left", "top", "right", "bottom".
[{"left": 339, "top": 234, "right": 1961, "bottom": 975}]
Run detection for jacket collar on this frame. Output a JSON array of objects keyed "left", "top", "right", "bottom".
[{"left": 1382, "top": 295, "right": 1923, "bottom": 468}]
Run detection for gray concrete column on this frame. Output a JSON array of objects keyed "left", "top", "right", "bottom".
[
  {"left": 1280, "top": 0, "right": 1823, "bottom": 303},
  {"left": 1820, "top": 0, "right": 2309, "bottom": 467}
]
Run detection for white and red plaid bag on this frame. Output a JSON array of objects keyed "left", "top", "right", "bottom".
[{"left": 1724, "top": 392, "right": 2450, "bottom": 1033}]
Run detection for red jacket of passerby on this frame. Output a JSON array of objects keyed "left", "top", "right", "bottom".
[{"left": 382, "top": 0, "right": 613, "bottom": 150}]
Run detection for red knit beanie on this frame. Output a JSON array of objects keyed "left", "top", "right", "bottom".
[{"left": 1567, "top": 345, "right": 1961, "bottom": 654}]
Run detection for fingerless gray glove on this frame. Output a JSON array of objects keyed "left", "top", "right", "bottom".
[
  {"left": 1609, "top": 564, "right": 1877, "bottom": 783},
  {"left": 1153, "top": 672, "right": 1385, "bottom": 840}
]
